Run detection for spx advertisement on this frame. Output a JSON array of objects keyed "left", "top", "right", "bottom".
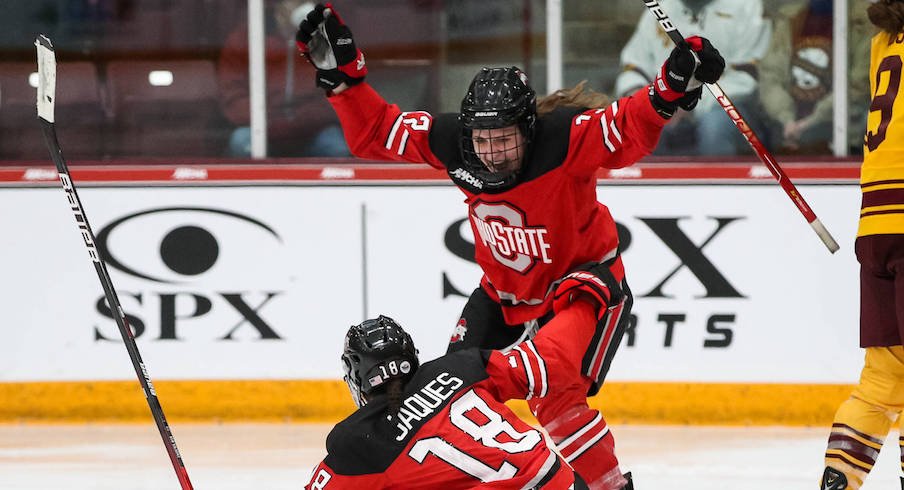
[{"left": 0, "top": 184, "right": 861, "bottom": 383}]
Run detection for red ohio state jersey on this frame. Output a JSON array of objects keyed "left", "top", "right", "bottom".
[
  {"left": 329, "top": 83, "right": 665, "bottom": 324},
  {"left": 304, "top": 303, "right": 600, "bottom": 489}
]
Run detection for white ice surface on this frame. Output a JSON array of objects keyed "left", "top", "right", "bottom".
[{"left": 0, "top": 424, "right": 899, "bottom": 489}]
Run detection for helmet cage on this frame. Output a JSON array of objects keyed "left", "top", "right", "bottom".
[{"left": 459, "top": 67, "right": 537, "bottom": 190}]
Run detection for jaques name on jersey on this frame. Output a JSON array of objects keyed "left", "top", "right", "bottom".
[{"left": 394, "top": 372, "right": 464, "bottom": 441}]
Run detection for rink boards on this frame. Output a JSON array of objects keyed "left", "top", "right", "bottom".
[{"left": 0, "top": 162, "right": 865, "bottom": 424}]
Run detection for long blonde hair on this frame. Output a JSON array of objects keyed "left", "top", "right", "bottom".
[{"left": 537, "top": 80, "right": 611, "bottom": 115}]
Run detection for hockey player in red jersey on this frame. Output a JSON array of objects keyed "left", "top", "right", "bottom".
[
  {"left": 304, "top": 262, "right": 627, "bottom": 489},
  {"left": 296, "top": 4, "right": 725, "bottom": 488}
]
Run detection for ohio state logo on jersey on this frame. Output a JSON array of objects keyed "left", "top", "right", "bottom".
[
  {"left": 450, "top": 318, "right": 468, "bottom": 344},
  {"left": 471, "top": 201, "right": 552, "bottom": 273}
]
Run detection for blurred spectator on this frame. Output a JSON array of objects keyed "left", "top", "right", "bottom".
[
  {"left": 614, "top": 0, "right": 772, "bottom": 156},
  {"left": 758, "top": 0, "right": 872, "bottom": 155},
  {"left": 217, "top": 0, "right": 349, "bottom": 157}
]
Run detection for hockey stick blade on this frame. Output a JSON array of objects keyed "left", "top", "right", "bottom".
[
  {"left": 35, "top": 35, "right": 194, "bottom": 490},
  {"left": 637, "top": 1, "right": 840, "bottom": 254}
]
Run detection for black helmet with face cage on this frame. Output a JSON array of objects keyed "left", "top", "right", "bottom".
[{"left": 459, "top": 66, "right": 537, "bottom": 191}]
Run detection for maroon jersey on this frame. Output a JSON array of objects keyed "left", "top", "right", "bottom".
[
  {"left": 329, "top": 84, "right": 665, "bottom": 324},
  {"left": 303, "top": 303, "right": 601, "bottom": 489}
]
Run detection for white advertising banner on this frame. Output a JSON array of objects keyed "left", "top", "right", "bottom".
[{"left": 0, "top": 183, "right": 862, "bottom": 383}]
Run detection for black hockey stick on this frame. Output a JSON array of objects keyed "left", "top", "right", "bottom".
[
  {"left": 35, "top": 35, "right": 194, "bottom": 490},
  {"left": 638, "top": 0, "right": 840, "bottom": 254}
]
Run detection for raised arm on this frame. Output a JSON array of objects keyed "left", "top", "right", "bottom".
[
  {"left": 295, "top": 3, "right": 445, "bottom": 167},
  {"left": 571, "top": 36, "right": 725, "bottom": 173},
  {"left": 327, "top": 84, "right": 446, "bottom": 166}
]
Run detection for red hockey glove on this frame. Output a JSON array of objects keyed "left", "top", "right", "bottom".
[
  {"left": 553, "top": 261, "right": 626, "bottom": 320},
  {"left": 649, "top": 36, "right": 724, "bottom": 117},
  {"left": 295, "top": 3, "right": 367, "bottom": 91}
]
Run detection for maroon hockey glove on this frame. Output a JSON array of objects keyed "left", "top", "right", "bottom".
[
  {"left": 553, "top": 261, "right": 626, "bottom": 320},
  {"left": 295, "top": 3, "right": 367, "bottom": 91},
  {"left": 649, "top": 36, "right": 724, "bottom": 117}
]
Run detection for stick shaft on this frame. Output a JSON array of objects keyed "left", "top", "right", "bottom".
[
  {"left": 639, "top": 0, "right": 840, "bottom": 253},
  {"left": 36, "top": 35, "right": 194, "bottom": 490}
]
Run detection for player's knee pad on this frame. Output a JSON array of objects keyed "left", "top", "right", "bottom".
[{"left": 855, "top": 347, "right": 904, "bottom": 409}]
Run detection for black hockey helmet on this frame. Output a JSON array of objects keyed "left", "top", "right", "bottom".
[
  {"left": 341, "top": 315, "right": 419, "bottom": 408},
  {"left": 459, "top": 66, "right": 537, "bottom": 191}
]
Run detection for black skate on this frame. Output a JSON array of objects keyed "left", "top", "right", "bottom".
[
  {"left": 821, "top": 467, "right": 847, "bottom": 490},
  {"left": 620, "top": 471, "right": 634, "bottom": 490}
]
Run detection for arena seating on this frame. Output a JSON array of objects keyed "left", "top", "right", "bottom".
[
  {"left": 105, "top": 59, "right": 228, "bottom": 158},
  {"left": 0, "top": 61, "right": 105, "bottom": 161}
]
